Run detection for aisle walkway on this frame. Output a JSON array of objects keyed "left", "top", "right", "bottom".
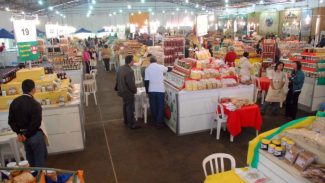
[{"left": 46, "top": 63, "right": 310, "bottom": 183}]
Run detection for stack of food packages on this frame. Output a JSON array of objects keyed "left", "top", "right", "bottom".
[
  {"left": 233, "top": 41, "right": 244, "bottom": 56},
  {"left": 220, "top": 97, "right": 254, "bottom": 111},
  {"left": 278, "top": 41, "right": 304, "bottom": 58},
  {"left": 59, "top": 38, "right": 69, "bottom": 53},
  {"left": 147, "top": 46, "right": 164, "bottom": 64},
  {"left": 260, "top": 116, "right": 325, "bottom": 183},
  {"left": 195, "top": 49, "right": 211, "bottom": 60},
  {"left": 163, "top": 37, "right": 185, "bottom": 65},
  {"left": 37, "top": 39, "right": 46, "bottom": 54},
  {"left": 171, "top": 57, "right": 238, "bottom": 91}
]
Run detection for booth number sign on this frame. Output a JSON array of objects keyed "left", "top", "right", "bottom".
[{"left": 13, "top": 19, "right": 39, "bottom": 62}]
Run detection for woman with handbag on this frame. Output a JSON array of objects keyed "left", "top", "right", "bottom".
[{"left": 261, "top": 62, "right": 287, "bottom": 115}]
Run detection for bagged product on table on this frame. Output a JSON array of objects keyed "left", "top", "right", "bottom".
[
  {"left": 294, "top": 150, "right": 317, "bottom": 171},
  {"left": 302, "top": 163, "right": 325, "bottom": 183},
  {"left": 284, "top": 144, "right": 304, "bottom": 164},
  {"left": 309, "top": 116, "right": 325, "bottom": 135},
  {"left": 185, "top": 80, "right": 193, "bottom": 91}
]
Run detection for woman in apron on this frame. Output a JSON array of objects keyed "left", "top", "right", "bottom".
[{"left": 261, "top": 62, "right": 288, "bottom": 115}]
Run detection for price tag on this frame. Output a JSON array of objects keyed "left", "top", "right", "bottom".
[{"left": 13, "top": 19, "right": 37, "bottom": 43}]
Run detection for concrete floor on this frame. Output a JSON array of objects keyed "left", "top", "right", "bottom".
[{"left": 46, "top": 64, "right": 311, "bottom": 183}]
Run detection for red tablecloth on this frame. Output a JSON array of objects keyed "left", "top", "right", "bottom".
[
  {"left": 222, "top": 104, "right": 263, "bottom": 137},
  {"left": 258, "top": 77, "right": 270, "bottom": 91}
]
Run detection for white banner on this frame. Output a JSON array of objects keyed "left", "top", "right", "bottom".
[
  {"left": 196, "top": 15, "right": 208, "bottom": 37},
  {"left": 45, "top": 24, "right": 58, "bottom": 38},
  {"left": 13, "top": 19, "right": 37, "bottom": 42}
]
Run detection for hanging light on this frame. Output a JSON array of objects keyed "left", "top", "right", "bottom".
[
  {"left": 92, "top": 0, "right": 96, "bottom": 4},
  {"left": 185, "top": 0, "right": 189, "bottom": 3},
  {"left": 21, "top": 11, "right": 25, "bottom": 15},
  {"left": 55, "top": 10, "right": 59, "bottom": 14},
  {"left": 196, "top": 4, "right": 199, "bottom": 8},
  {"left": 176, "top": 7, "right": 179, "bottom": 11},
  {"left": 259, "top": 0, "right": 264, "bottom": 4},
  {"left": 89, "top": 5, "right": 93, "bottom": 10},
  {"left": 119, "top": 9, "right": 123, "bottom": 13},
  {"left": 38, "top": 0, "right": 43, "bottom": 5},
  {"left": 184, "top": 9, "right": 188, "bottom": 13},
  {"left": 148, "top": 8, "right": 152, "bottom": 12},
  {"left": 5, "top": 7, "right": 10, "bottom": 11},
  {"left": 141, "top": 0, "right": 145, "bottom": 3},
  {"left": 209, "top": 15, "right": 215, "bottom": 22},
  {"left": 48, "top": 6, "right": 53, "bottom": 11},
  {"left": 138, "top": 11, "right": 142, "bottom": 14},
  {"left": 109, "top": 13, "right": 112, "bottom": 16},
  {"left": 225, "top": 0, "right": 229, "bottom": 3},
  {"left": 162, "top": 10, "right": 165, "bottom": 13},
  {"left": 127, "top": 4, "right": 132, "bottom": 9}
]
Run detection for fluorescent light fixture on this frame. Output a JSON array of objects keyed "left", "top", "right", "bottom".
[
  {"left": 89, "top": 5, "right": 93, "bottom": 10},
  {"left": 185, "top": 0, "right": 189, "bottom": 3},
  {"left": 138, "top": 11, "right": 142, "bottom": 14},
  {"left": 162, "top": 10, "right": 165, "bottom": 13},
  {"left": 38, "top": 0, "right": 43, "bottom": 5},
  {"left": 185, "top": 9, "right": 188, "bottom": 13},
  {"left": 191, "top": 11, "right": 193, "bottom": 15},
  {"left": 141, "top": 0, "right": 145, "bottom": 3},
  {"left": 152, "top": 12, "right": 155, "bottom": 15},
  {"left": 21, "top": 11, "right": 25, "bottom": 14},
  {"left": 5, "top": 7, "right": 10, "bottom": 11},
  {"left": 176, "top": 7, "right": 179, "bottom": 11},
  {"left": 148, "top": 8, "right": 152, "bottom": 12},
  {"left": 113, "top": 12, "right": 116, "bottom": 15},
  {"left": 48, "top": 6, "right": 53, "bottom": 11},
  {"left": 92, "top": 0, "right": 96, "bottom": 4},
  {"left": 196, "top": 4, "right": 199, "bottom": 8},
  {"left": 119, "top": 9, "right": 123, "bottom": 13},
  {"left": 225, "top": 0, "right": 229, "bottom": 3},
  {"left": 56, "top": 11, "right": 59, "bottom": 14},
  {"left": 131, "top": 13, "right": 134, "bottom": 15},
  {"left": 127, "top": 4, "right": 132, "bottom": 9},
  {"left": 109, "top": 13, "right": 112, "bottom": 16}
]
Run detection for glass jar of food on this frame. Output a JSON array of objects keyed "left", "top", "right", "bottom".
[
  {"left": 274, "top": 146, "right": 284, "bottom": 157},
  {"left": 286, "top": 140, "right": 295, "bottom": 150},
  {"left": 268, "top": 144, "right": 276, "bottom": 154},
  {"left": 281, "top": 137, "right": 288, "bottom": 147},
  {"left": 261, "top": 139, "right": 270, "bottom": 150},
  {"left": 271, "top": 139, "right": 281, "bottom": 146}
]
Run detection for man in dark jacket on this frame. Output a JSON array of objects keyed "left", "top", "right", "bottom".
[
  {"left": 8, "top": 79, "right": 47, "bottom": 167},
  {"left": 116, "top": 55, "right": 141, "bottom": 129}
]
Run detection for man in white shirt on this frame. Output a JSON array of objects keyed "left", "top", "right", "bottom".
[{"left": 144, "top": 57, "right": 172, "bottom": 128}]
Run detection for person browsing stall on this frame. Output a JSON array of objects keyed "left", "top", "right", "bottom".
[
  {"left": 115, "top": 55, "right": 141, "bottom": 129},
  {"left": 144, "top": 57, "right": 172, "bottom": 128},
  {"left": 239, "top": 52, "right": 252, "bottom": 84},
  {"left": 101, "top": 44, "right": 113, "bottom": 71},
  {"left": 224, "top": 47, "right": 237, "bottom": 67},
  {"left": 8, "top": 79, "right": 47, "bottom": 167},
  {"left": 285, "top": 61, "right": 305, "bottom": 120}
]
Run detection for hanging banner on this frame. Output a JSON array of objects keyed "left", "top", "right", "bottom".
[
  {"left": 196, "top": 15, "right": 208, "bottom": 36},
  {"left": 45, "top": 24, "right": 58, "bottom": 38},
  {"left": 13, "top": 19, "right": 39, "bottom": 62}
]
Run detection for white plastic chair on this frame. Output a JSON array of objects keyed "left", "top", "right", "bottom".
[
  {"left": 132, "top": 66, "right": 143, "bottom": 85},
  {"left": 254, "top": 77, "right": 266, "bottom": 104},
  {"left": 83, "top": 79, "right": 98, "bottom": 107},
  {"left": 0, "top": 137, "right": 25, "bottom": 165},
  {"left": 202, "top": 153, "right": 236, "bottom": 177},
  {"left": 210, "top": 102, "right": 230, "bottom": 140},
  {"left": 141, "top": 92, "right": 150, "bottom": 124}
]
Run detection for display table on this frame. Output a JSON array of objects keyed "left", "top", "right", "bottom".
[
  {"left": 258, "top": 150, "right": 310, "bottom": 183},
  {"left": 259, "top": 77, "right": 270, "bottom": 92},
  {"left": 165, "top": 83, "right": 255, "bottom": 135},
  {"left": 204, "top": 168, "right": 273, "bottom": 183},
  {"left": 222, "top": 104, "right": 262, "bottom": 137},
  {"left": 0, "top": 85, "right": 85, "bottom": 154}
]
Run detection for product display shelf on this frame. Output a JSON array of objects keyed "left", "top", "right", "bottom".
[
  {"left": 163, "top": 37, "right": 185, "bottom": 66},
  {"left": 0, "top": 84, "right": 85, "bottom": 154},
  {"left": 281, "top": 51, "right": 325, "bottom": 112},
  {"left": 258, "top": 150, "right": 310, "bottom": 183}
]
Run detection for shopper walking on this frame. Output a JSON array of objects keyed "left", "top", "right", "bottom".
[
  {"left": 8, "top": 79, "right": 47, "bottom": 167},
  {"left": 285, "top": 61, "right": 305, "bottom": 120},
  {"left": 224, "top": 47, "right": 237, "bottom": 67},
  {"left": 115, "top": 55, "right": 140, "bottom": 129},
  {"left": 145, "top": 56, "right": 172, "bottom": 128},
  {"left": 101, "top": 45, "right": 112, "bottom": 71},
  {"left": 83, "top": 47, "right": 91, "bottom": 73},
  {"left": 261, "top": 62, "right": 287, "bottom": 115}
]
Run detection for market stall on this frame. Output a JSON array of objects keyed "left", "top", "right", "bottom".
[
  {"left": 0, "top": 67, "right": 85, "bottom": 154},
  {"left": 281, "top": 47, "right": 325, "bottom": 112},
  {"left": 164, "top": 57, "right": 255, "bottom": 135},
  {"left": 247, "top": 112, "right": 325, "bottom": 183},
  {"left": 0, "top": 28, "right": 18, "bottom": 67}
]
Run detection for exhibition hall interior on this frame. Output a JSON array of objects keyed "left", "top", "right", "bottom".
[{"left": 0, "top": 0, "right": 325, "bottom": 182}]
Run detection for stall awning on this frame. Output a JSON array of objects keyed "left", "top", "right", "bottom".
[
  {"left": 0, "top": 28, "right": 15, "bottom": 39},
  {"left": 97, "top": 28, "right": 106, "bottom": 33},
  {"left": 74, "top": 28, "right": 92, "bottom": 34}
]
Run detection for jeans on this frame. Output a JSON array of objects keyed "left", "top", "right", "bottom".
[
  {"left": 122, "top": 96, "right": 136, "bottom": 128},
  {"left": 261, "top": 102, "right": 280, "bottom": 115},
  {"left": 84, "top": 61, "right": 90, "bottom": 74},
  {"left": 285, "top": 90, "right": 301, "bottom": 119},
  {"left": 23, "top": 131, "right": 47, "bottom": 167},
  {"left": 149, "top": 92, "right": 165, "bottom": 124},
  {"left": 103, "top": 58, "right": 110, "bottom": 71}
]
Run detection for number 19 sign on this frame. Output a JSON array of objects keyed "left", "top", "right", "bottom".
[{"left": 13, "top": 19, "right": 39, "bottom": 62}]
